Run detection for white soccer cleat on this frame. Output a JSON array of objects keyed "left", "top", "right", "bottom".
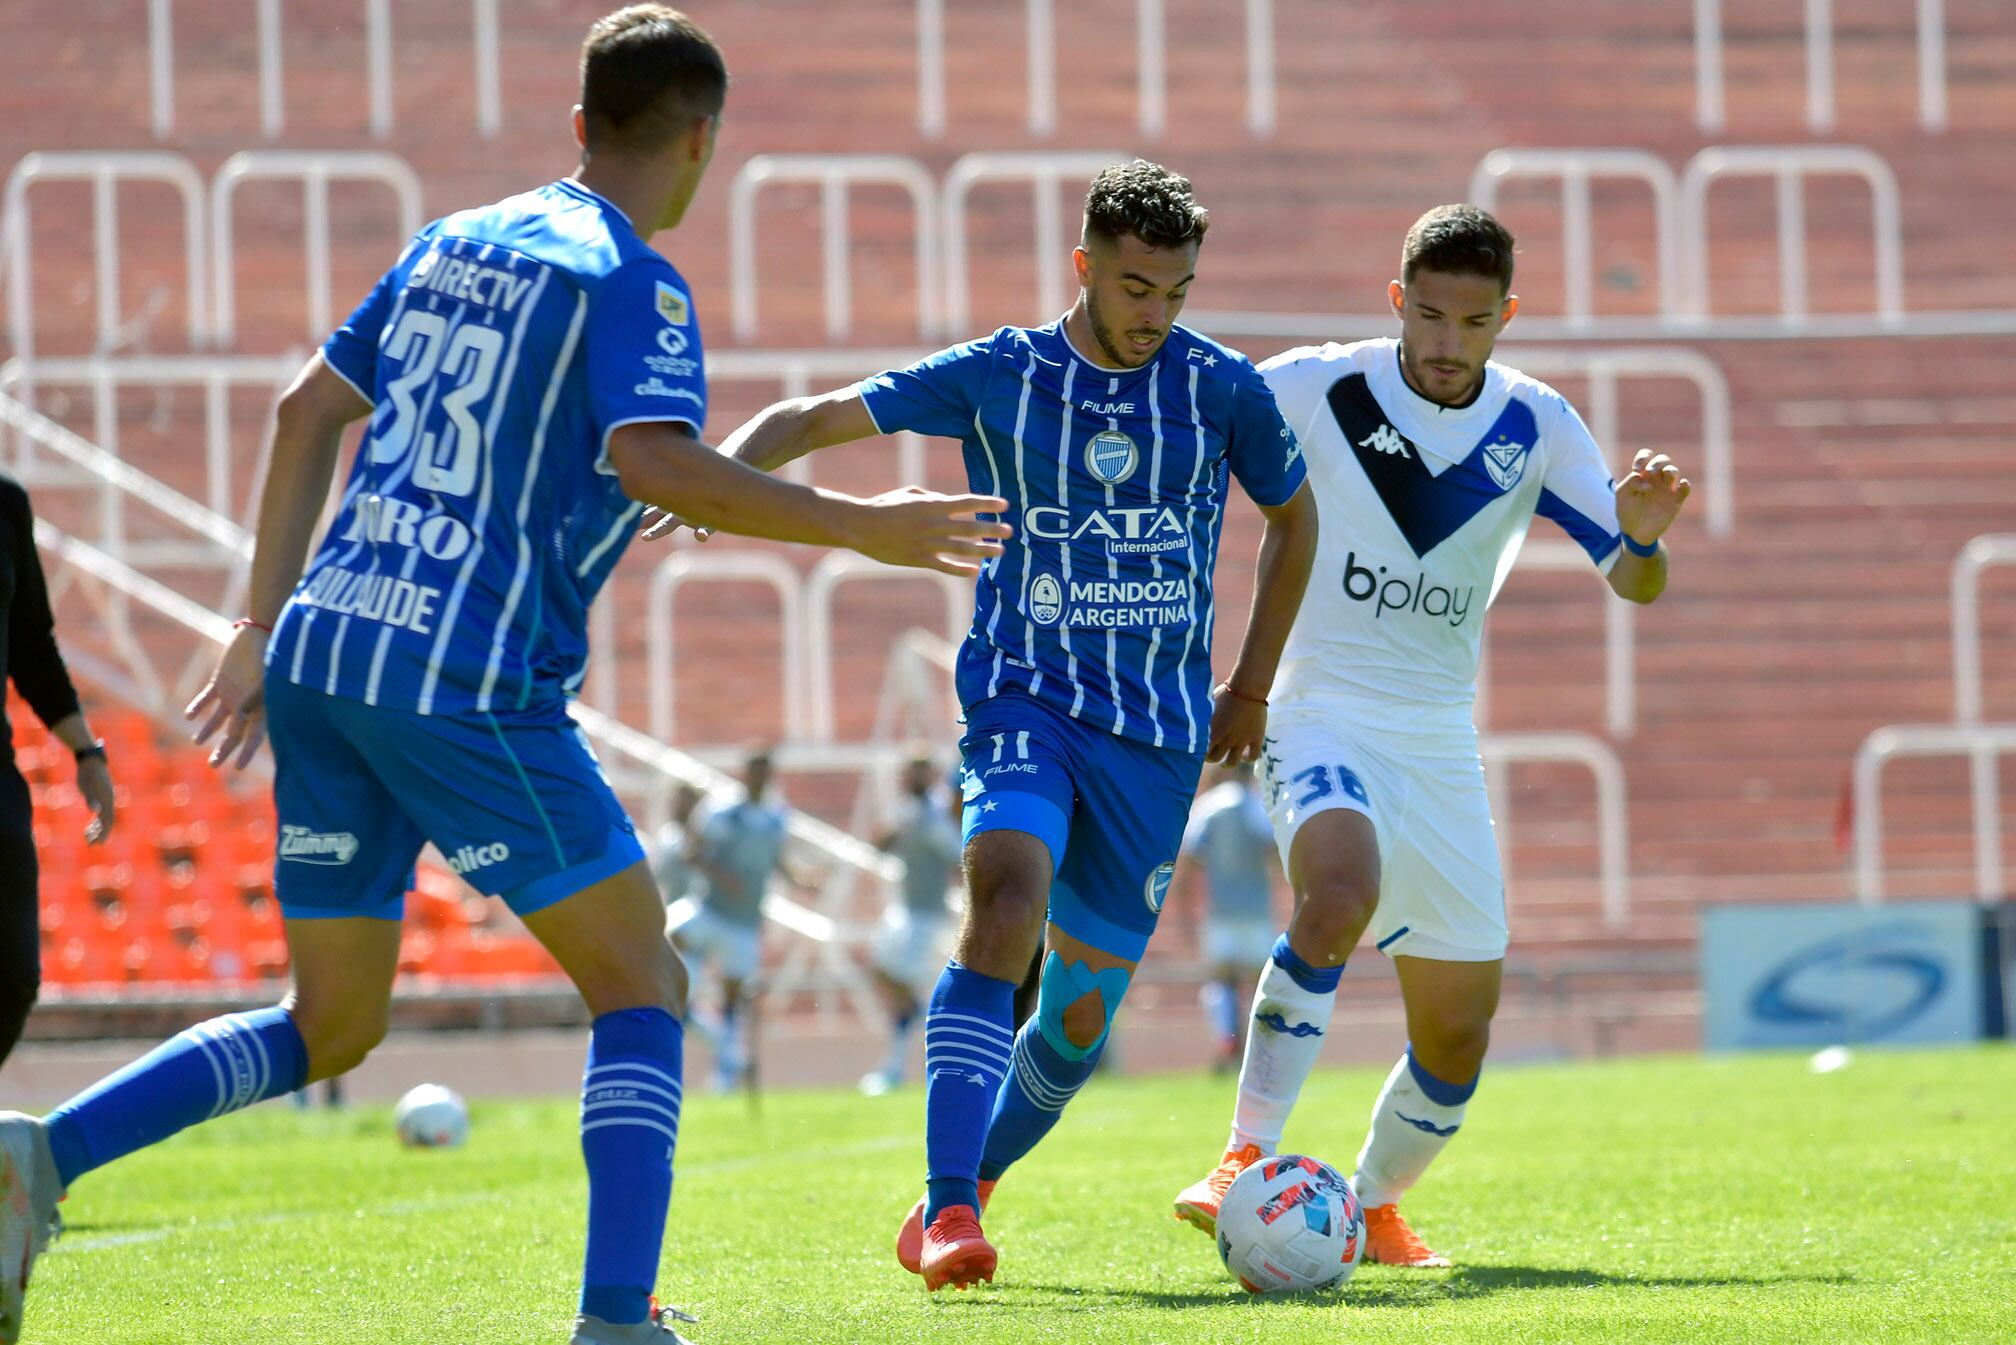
[
  {"left": 0, "top": 1112, "right": 64, "bottom": 1345},
  {"left": 569, "top": 1301, "right": 699, "bottom": 1344}
]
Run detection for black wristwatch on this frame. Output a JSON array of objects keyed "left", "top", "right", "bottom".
[{"left": 73, "top": 740, "right": 107, "bottom": 764}]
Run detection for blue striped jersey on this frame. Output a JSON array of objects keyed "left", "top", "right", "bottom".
[
  {"left": 858, "top": 320, "right": 1306, "bottom": 754},
  {"left": 269, "top": 179, "right": 707, "bottom": 716}
]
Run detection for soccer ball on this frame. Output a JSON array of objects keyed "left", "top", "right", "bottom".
[
  {"left": 393, "top": 1083, "right": 470, "bottom": 1148},
  {"left": 1216, "top": 1154, "right": 1365, "bottom": 1294}
]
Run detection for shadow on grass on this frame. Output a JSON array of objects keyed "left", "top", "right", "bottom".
[{"left": 1006, "top": 1264, "right": 1856, "bottom": 1311}]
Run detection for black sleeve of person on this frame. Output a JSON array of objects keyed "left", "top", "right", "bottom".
[{"left": 1, "top": 475, "right": 82, "bottom": 731}]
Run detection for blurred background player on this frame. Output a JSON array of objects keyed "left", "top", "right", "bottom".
[
  {"left": 1176, "top": 763, "right": 1280, "bottom": 1073},
  {"left": 1173, "top": 205, "right": 1691, "bottom": 1269},
  {"left": 649, "top": 780, "right": 707, "bottom": 910},
  {"left": 859, "top": 746, "right": 963, "bottom": 1096},
  {"left": 668, "top": 746, "right": 820, "bottom": 1094},
  {"left": 684, "top": 159, "right": 1317, "bottom": 1291},
  {"left": 0, "top": 469, "right": 116, "bottom": 1072},
  {"left": 0, "top": 9, "right": 1010, "bottom": 1345}
]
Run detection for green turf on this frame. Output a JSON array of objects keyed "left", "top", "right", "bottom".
[{"left": 26, "top": 1045, "right": 2016, "bottom": 1344}]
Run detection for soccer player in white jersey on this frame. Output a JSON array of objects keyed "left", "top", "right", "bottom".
[
  {"left": 1178, "top": 763, "right": 1281, "bottom": 1072},
  {"left": 0, "top": 10, "right": 1007, "bottom": 1344},
  {"left": 675, "top": 162, "right": 1318, "bottom": 1290},
  {"left": 1172, "top": 204, "right": 1692, "bottom": 1267},
  {"left": 860, "top": 747, "right": 965, "bottom": 1096}
]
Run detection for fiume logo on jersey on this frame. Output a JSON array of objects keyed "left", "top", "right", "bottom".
[
  {"left": 1343, "top": 551, "right": 1475, "bottom": 628},
  {"left": 1084, "top": 430, "right": 1139, "bottom": 484},
  {"left": 1030, "top": 573, "right": 1064, "bottom": 625}
]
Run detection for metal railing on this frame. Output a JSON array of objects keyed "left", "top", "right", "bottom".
[
  {"left": 150, "top": 0, "right": 501, "bottom": 141},
  {"left": 1469, "top": 149, "right": 1681, "bottom": 325},
  {"left": 1852, "top": 724, "right": 2016, "bottom": 904},
  {"left": 728, "top": 155, "right": 940, "bottom": 345},
  {"left": 1477, "top": 540, "right": 1637, "bottom": 739},
  {"left": 1, "top": 152, "right": 210, "bottom": 391},
  {"left": 645, "top": 550, "right": 810, "bottom": 746},
  {"left": 916, "top": 0, "right": 1274, "bottom": 139},
  {"left": 1679, "top": 145, "right": 1903, "bottom": 325},
  {"left": 804, "top": 554, "right": 970, "bottom": 741},
  {"left": 941, "top": 150, "right": 1129, "bottom": 336},
  {"left": 1481, "top": 730, "right": 1631, "bottom": 930},
  {"left": 706, "top": 348, "right": 930, "bottom": 487},
  {"left": 211, "top": 151, "right": 424, "bottom": 348},
  {"left": 1504, "top": 345, "right": 1735, "bottom": 536},
  {"left": 1693, "top": 0, "right": 1948, "bottom": 134}
]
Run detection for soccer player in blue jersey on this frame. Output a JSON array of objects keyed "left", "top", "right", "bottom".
[
  {"left": 694, "top": 160, "right": 1319, "bottom": 1289},
  {"left": 0, "top": 9, "right": 1007, "bottom": 1344}
]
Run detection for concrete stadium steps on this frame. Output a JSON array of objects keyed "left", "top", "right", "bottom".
[{"left": 6, "top": 1, "right": 2013, "bottom": 978}]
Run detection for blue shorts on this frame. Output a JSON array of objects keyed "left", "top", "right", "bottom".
[
  {"left": 265, "top": 675, "right": 645, "bottom": 921},
  {"left": 958, "top": 689, "right": 1204, "bottom": 963}
]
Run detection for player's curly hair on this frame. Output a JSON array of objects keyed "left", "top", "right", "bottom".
[
  {"left": 1402, "top": 205, "right": 1517, "bottom": 291},
  {"left": 1082, "top": 160, "right": 1211, "bottom": 251},
  {"left": 580, "top": 5, "right": 728, "bottom": 156}
]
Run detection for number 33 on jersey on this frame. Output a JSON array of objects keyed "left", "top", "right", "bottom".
[{"left": 270, "top": 179, "right": 706, "bottom": 716}]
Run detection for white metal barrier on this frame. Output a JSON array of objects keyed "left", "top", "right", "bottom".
[
  {"left": 1693, "top": 0, "right": 1948, "bottom": 134},
  {"left": 941, "top": 150, "right": 1129, "bottom": 337},
  {"left": 1479, "top": 540, "right": 1637, "bottom": 738},
  {"left": 150, "top": 0, "right": 501, "bottom": 141},
  {"left": 211, "top": 151, "right": 424, "bottom": 348},
  {"left": 1853, "top": 723, "right": 2016, "bottom": 903},
  {"left": 645, "top": 550, "right": 809, "bottom": 746},
  {"left": 1481, "top": 730, "right": 1631, "bottom": 930},
  {"left": 804, "top": 554, "right": 970, "bottom": 741},
  {"left": 916, "top": 0, "right": 1274, "bottom": 139},
  {"left": 1, "top": 152, "right": 210, "bottom": 389},
  {"left": 1469, "top": 149, "right": 1681, "bottom": 325},
  {"left": 728, "top": 155, "right": 939, "bottom": 345},
  {"left": 1503, "top": 345, "right": 1735, "bottom": 536},
  {"left": 0, "top": 353, "right": 299, "bottom": 521},
  {"left": 1952, "top": 534, "right": 2016, "bottom": 727},
  {"left": 1679, "top": 145, "right": 1904, "bottom": 325},
  {"left": 707, "top": 348, "right": 932, "bottom": 486}
]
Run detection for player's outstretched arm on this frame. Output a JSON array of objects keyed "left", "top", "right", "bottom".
[
  {"left": 640, "top": 389, "right": 881, "bottom": 540},
  {"left": 1207, "top": 482, "right": 1319, "bottom": 765},
  {"left": 187, "top": 354, "right": 370, "bottom": 769},
  {"left": 608, "top": 421, "right": 1009, "bottom": 576},
  {"left": 1608, "top": 448, "right": 1691, "bottom": 604}
]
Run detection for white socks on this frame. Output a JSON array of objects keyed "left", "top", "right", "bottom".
[
  {"left": 1352, "top": 1050, "right": 1475, "bottom": 1209},
  {"left": 1227, "top": 952, "right": 1340, "bottom": 1153}
]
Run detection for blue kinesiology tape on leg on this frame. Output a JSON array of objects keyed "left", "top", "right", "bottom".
[{"left": 1033, "top": 949, "right": 1132, "bottom": 1063}]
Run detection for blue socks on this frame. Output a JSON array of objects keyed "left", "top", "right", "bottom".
[
  {"left": 977, "top": 1022, "right": 1104, "bottom": 1182},
  {"left": 921, "top": 961, "right": 1014, "bottom": 1223},
  {"left": 44, "top": 1006, "right": 308, "bottom": 1187},
  {"left": 1269, "top": 933, "right": 1344, "bottom": 993},
  {"left": 578, "top": 1007, "right": 685, "bottom": 1326}
]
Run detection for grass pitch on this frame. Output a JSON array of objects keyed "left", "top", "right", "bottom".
[{"left": 28, "top": 1045, "right": 2015, "bottom": 1344}]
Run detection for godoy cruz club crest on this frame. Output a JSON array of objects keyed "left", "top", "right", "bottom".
[{"left": 1085, "top": 430, "right": 1139, "bottom": 485}]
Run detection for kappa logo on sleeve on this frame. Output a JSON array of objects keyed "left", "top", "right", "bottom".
[{"left": 655, "top": 281, "right": 691, "bottom": 327}]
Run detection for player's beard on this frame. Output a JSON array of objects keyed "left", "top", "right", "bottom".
[
  {"left": 1398, "top": 340, "right": 1484, "bottom": 408},
  {"left": 1086, "top": 289, "right": 1158, "bottom": 368}
]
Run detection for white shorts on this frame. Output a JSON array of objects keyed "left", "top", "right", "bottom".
[
  {"left": 1258, "top": 709, "right": 1507, "bottom": 962},
  {"left": 666, "top": 899, "right": 762, "bottom": 984},
  {"left": 1202, "top": 914, "right": 1277, "bottom": 969},
  {"left": 870, "top": 905, "right": 950, "bottom": 996}
]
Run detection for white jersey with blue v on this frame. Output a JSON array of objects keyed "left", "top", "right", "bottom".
[
  {"left": 857, "top": 318, "right": 1306, "bottom": 754},
  {"left": 270, "top": 178, "right": 707, "bottom": 715}
]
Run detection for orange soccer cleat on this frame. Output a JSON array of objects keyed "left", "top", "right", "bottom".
[
  {"left": 917, "top": 1205, "right": 997, "bottom": 1292},
  {"left": 1170, "top": 1143, "right": 1264, "bottom": 1236},
  {"left": 895, "top": 1180, "right": 995, "bottom": 1275},
  {"left": 1362, "top": 1204, "right": 1451, "bottom": 1268}
]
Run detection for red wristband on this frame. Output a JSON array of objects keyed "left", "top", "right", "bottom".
[
  {"left": 1217, "top": 681, "right": 1268, "bottom": 707},
  {"left": 234, "top": 617, "right": 274, "bottom": 634}
]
